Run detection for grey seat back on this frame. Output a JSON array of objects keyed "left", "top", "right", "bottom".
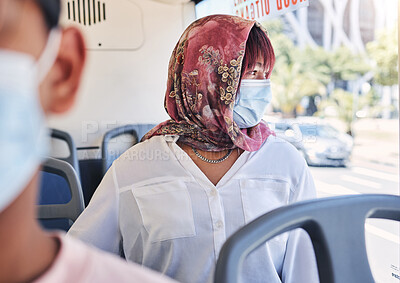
[
  {"left": 101, "top": 124, "right": 139, "bottom": 174},
  {"left": 214, "top": 194, "right": 400, "bottom": 283},
  {"left": 37, "top": 157, "right": 85, "bottom": 227},
  {"left": 50, "top": 128, "right": 80, "bottom": 179}
]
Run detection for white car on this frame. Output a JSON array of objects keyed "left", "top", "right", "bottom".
[{"left": 272, "top": 119, "right": 354, "bottom": 167}]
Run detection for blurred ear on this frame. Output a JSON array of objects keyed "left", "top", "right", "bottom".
[{"left": 41, "top": 27, "right": 86, "bottom": 114}]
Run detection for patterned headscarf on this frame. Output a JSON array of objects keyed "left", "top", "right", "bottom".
[{"left": 143, "top": 15, "right": 274, "bottom": 152}]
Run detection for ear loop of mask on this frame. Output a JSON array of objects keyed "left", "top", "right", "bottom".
[{"left": 36, "top": 28, "right": 62, "bottom": 83}]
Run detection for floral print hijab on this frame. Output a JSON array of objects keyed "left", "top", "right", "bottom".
[{"left": 143, "top": 15, "right": 274, "bottom": 152}]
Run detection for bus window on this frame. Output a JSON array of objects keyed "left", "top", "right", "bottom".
[{"left": 195, "top": 1, "right": 399, "bottom": 282}]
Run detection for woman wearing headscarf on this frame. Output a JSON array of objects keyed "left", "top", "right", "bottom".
[{"left": 69, "top": 15, "right": 319, "bottom": 283}]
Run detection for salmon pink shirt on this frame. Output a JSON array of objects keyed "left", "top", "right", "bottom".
[{"left": 34, "top": 234, "right": 177, "bottom": 283}]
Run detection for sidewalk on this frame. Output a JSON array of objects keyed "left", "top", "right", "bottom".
[{"left": 351, "top": 118, "right": 399, "bottom": 168}]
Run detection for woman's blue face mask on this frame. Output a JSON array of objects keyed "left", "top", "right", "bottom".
[{"left": 233, "top": 79, "right": 272, "bottom": 128}]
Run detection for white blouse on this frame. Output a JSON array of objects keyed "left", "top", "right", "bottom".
[{"left": 68, "top": 135, "right": 319, "bottom": 283}]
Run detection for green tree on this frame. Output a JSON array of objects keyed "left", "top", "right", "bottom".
[
  {"left": 263, "top": 21, "right": 370, "bottom": 118},
  {"left": 299, "top": 47, "right": 331, "bottom": 85},
  {"left": 366, "top": 28, "right": 398, "bottom": 118},
  {"left": 272, "top": 60, "right": 326, "bottom": 117},
  {"left": 264, "top": 21, "right": 327, "bottom": 117},
  {"left": 358, "top": 88, "right": 387, "bottom": 118},
  {"left": 328, "top": 46, "right": 370, "bottom": 82},
  {"left": 367, "top": 28, "right": 398, "bottom": 86},
  {"left": 317, "top": 88, "right": 368, "bottom": 135}
]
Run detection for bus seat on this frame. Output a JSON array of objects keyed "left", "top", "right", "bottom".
[
  {"left": 38, "top": 157, "right": 85, "bottom": 232},
  {"left": 131, "top": 123, "right": 157, "bottom": 141},
  {"left": 78, "top": 124, "right": 156, "bottom": 206},
  {"left": 101, "top": 124, "right": 139, "bottom": 175},
  {"left": 49, "top": 128, "right": 80, "bottom": 179},
  {"left": 79, "top": 157, "right": 103, "bottom": 207},
  {"left": 214, "top": 194, "right": 400, "bottom": 283}
]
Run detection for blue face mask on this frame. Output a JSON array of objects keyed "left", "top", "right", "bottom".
[
  {"left": 0, "top": 29, "right": 61, "bottom": 212},
  {"left": 233, "top": 79, "right": 272, "bottom": 128}
]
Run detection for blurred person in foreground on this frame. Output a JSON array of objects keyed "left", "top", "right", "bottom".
[
  {"left": 69, "top": 15, "right": 319, "bottom": 283},
  {"left": 0, "top": 0, "right": 177, "bottom": 282}
]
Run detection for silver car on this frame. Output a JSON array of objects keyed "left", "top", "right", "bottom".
[{"left": 272, "top": 120, "right": 354, "bottom": 167}]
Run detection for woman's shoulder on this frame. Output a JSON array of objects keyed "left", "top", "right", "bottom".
[
  {"left": 110, "top": 136, "right": 187, "bottom": 187},
  {"left": 246, "top": 135, "right": 309, "bottom": 178},
  {"left": 250, "top": 136, "right": 315, "bottom": 199},
  {"left": 115, "top": 136, "right": 169, "bottom": 164},
  {"left": 261, "top": 135, "right": 305, "bottom": 160}
]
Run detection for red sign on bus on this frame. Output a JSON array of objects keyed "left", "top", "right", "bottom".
[{"left": 233, "top": 0, "right": 309, "bottom": 21}]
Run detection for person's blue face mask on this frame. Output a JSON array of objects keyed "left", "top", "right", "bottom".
[
  {"left": 233, "top": 79, "right": 272, "bottom": 128},
  {"left": 0, "top": 29, "right": 61, "bottom": 212}
]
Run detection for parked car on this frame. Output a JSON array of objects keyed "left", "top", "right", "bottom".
[{"left": 272, "top": 119, "right": 354, "bottom": 167}]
